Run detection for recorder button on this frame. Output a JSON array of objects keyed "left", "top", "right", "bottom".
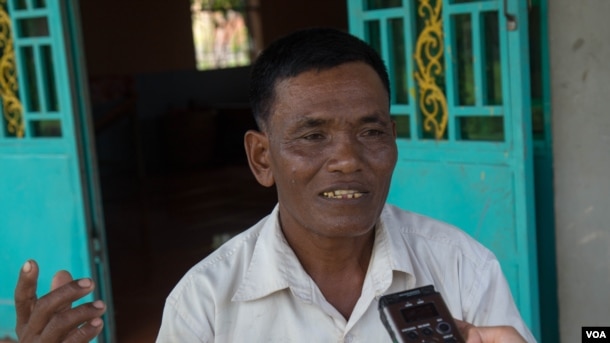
[
  {"left": 406, "top": 330, "right": 419, "bottom": 340},
  {"left": 422, "top": 327, "right": 434, "bottom": 336},
  {"left": 436, "top": 322, "right": 452, "bottom": 335}
]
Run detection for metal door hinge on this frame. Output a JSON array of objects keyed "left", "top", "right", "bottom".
[{"left": 504, "top": 0, "right": 518, "bottom": 31}]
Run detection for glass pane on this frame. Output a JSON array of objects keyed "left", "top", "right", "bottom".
[
  {"left": 21, "top": 46, "right": 41, "bottom": 112},
  {"left": 40, "top": 45, "right": 58, "bottom": 111},
  {"left": 483, "top": 11, "right": 502, "bottom": 105},
  {"left": 389, "top": 18, "right": 408, "bottom": 105},
  {"left": 18, "top": 17, "right": 49, "bottom": 37},
  {"left": 33, "top": 0, "right": 46, "bottom": 8},
  {"left": 30, "top": 119, "right": 62, "bottom": 137},
  {"left": 459, "top": 116, "right": 504, "bottom": 141},
  {"left": 364, "top": 20, "right": 381, "bottom": 56},
  {"left": 531, "top": 103, "right": 544, "bottom": 140},
  {"left": 528, "top": 5, "right": 544, "bottom": 139},
  {"left": 454, "top": 14, "right": 474, "bottom": 106},
  {"left": 391, "top": 114, "right": 410, "bottom": 139},
  {"left": 365, "top": 0, "right": 402, "bottom": 10},
  {"left": 14, "top": 0, "right": 27, "bottom": 10}
]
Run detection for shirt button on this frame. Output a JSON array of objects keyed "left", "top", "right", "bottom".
[{"left": 344, "top": 334, "right": 354, "bottom": 343}]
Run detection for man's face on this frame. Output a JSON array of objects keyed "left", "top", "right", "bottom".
[{"left": 262, "top": 62, "right": 398, "bottom": 239}]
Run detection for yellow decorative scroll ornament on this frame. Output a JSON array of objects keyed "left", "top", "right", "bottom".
[
  {"left": 0, "top": 0, "right": 24, "bottom": 138},
  {"left": 414, "top": 0, "right": 447, "bottom": 139}
]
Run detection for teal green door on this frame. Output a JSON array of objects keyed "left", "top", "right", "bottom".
[
  {"left": 348, "top": 0, "right": 541, "bottom": 340},
  {"left": 0, "top": 0, "right": 113, "bottom": 341}
]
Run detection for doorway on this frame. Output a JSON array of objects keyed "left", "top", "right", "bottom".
[{"left": 93, "top": 97, "right": 277, "bottom": 341}]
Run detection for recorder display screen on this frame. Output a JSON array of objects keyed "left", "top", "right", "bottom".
[{"left": 400, "top": 303, "right": 439, "bottom": 323}]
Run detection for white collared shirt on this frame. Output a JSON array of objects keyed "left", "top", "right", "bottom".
[{"left": 157, "top": 204, "right": 536, "bottom": 342}]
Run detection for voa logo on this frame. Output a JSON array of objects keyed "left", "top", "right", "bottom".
[
  {"left": 582, "top": 327, "right": 610, "bottom": 342},
  {"left": 586, "top": 330, "right": 607, "bottom": 339}
]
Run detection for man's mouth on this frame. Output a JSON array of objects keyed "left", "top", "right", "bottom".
[{"left": 322, "top": 190, "right": 364, "bottom": 199}]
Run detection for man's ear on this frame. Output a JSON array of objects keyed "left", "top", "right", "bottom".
[{"left": 244, "top": 130, "right": 275, "bottom": 187}]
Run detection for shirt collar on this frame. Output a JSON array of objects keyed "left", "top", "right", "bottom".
[
  {"left": 366, "top": 206, "right": 416, "bottom": 295},
  {"left": 232, "top": 204, "right": 416, "bottom": 302},
  {"left": 378, "top": 205, "right": 416, "bottom": 276},
  {"left": 232, "top": 205, "right": 308, "bottom": 302}
]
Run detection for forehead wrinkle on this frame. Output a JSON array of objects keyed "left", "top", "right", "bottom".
[
  {"left": 360, "top": 113, "right": 390, "bottom": 125},
  {"left": 296, "top": 116, "right": 328, "bottom": 128},
  {"left": 287, "top": 111, "right": 389, "bottom": 132}
]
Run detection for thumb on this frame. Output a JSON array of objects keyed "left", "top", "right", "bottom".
[
  {"left": 454, "top": 319, "right": 483, "bottom": 343},
  {"left": 15, "top": 260, "right": 39, "bottom": 333}
]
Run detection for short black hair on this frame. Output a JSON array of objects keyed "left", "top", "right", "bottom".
[{"left": 249, "top": 27, "right": 391, "bottom": 130}]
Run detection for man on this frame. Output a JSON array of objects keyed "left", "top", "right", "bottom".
[{"left": 14, "top": 28, "right": 534, "bottom": 342}]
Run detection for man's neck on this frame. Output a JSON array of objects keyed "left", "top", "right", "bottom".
[{"left": 282, "top": 226, "right": 376, "bottom": 319}]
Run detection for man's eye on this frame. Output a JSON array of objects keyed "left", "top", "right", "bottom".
[
  {"left": 363, "top": 129, "right": 385, "bottom": 136},
  {"left": 303, "top": 133, "right": 325, "bottom": 140}
]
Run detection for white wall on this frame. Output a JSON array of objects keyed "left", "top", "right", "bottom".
[{"left": 549, "top": 1, "right": 610, "bottom": 342}]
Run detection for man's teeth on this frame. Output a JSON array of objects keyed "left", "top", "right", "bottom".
[{"left": 322, "top": 190, "right": 364, "bottom": 199}]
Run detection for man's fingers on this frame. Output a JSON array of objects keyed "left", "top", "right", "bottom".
[
  {"left": 51, "top": 270, "right": 74, "bottom": 291},
  {"left": 15, "top": 260, "right": 39, "bottom": 334},
  {"left": 476, "top": 326, "right": 527, "bottom": 343},
  {"left": 43, "top": 300, "right": 106, "bottom": 342},
  {"left": 41, "top": 300, "right": 106, "bottom": 343},
  {"left": 51, "top": 270, "right": 74, "bottom": 313},
  {"left": 26, "top": 278, "right": 97, "bottom": 335},
  {"left": 63, "top": 318, "right": 105, "bottom": 343},
  {"left": 454, "top": 319, "right": 526, "bottom": 343},
  {"left": 14, "top": 262, "right": 105, "bottom": 343},
  {"left": 454, "top": 319, "right": 482, "bottom": 343}
]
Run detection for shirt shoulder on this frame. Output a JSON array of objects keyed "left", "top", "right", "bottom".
[
  {"left": 168, "top": 215, "right": 267, "bottom": 302},
  {"left": 158, "top": 212, "right": 273, "bottom": 341},
  {"left": 381, "top": 203, "right": 496, "bottom": 267},
  {"left": 380, "top": 205, "right": 535, "bottom": 341}
]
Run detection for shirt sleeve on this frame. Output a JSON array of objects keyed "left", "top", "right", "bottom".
[{"left": 462, "top": 256, "right": 537, "bottom": 343}]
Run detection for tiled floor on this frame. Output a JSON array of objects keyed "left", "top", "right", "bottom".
[{"left": 102, "top": 163, "right": 277, "bottom": 342}]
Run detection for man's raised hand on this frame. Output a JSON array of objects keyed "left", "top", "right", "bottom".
[{"left": 14, "top": 260, "right": 106, "bottom": 343}]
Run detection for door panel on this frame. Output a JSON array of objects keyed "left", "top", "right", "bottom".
[
  {"left": 348, "top": 0, "right": 540, "bottom": 339},
  {"left": 0, "top": 0, "right": 113, "bottom": 341}
]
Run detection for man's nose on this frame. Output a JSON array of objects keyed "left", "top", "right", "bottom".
[{"left": 326, "top": 135, "right": 363, "bottom": 173}]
